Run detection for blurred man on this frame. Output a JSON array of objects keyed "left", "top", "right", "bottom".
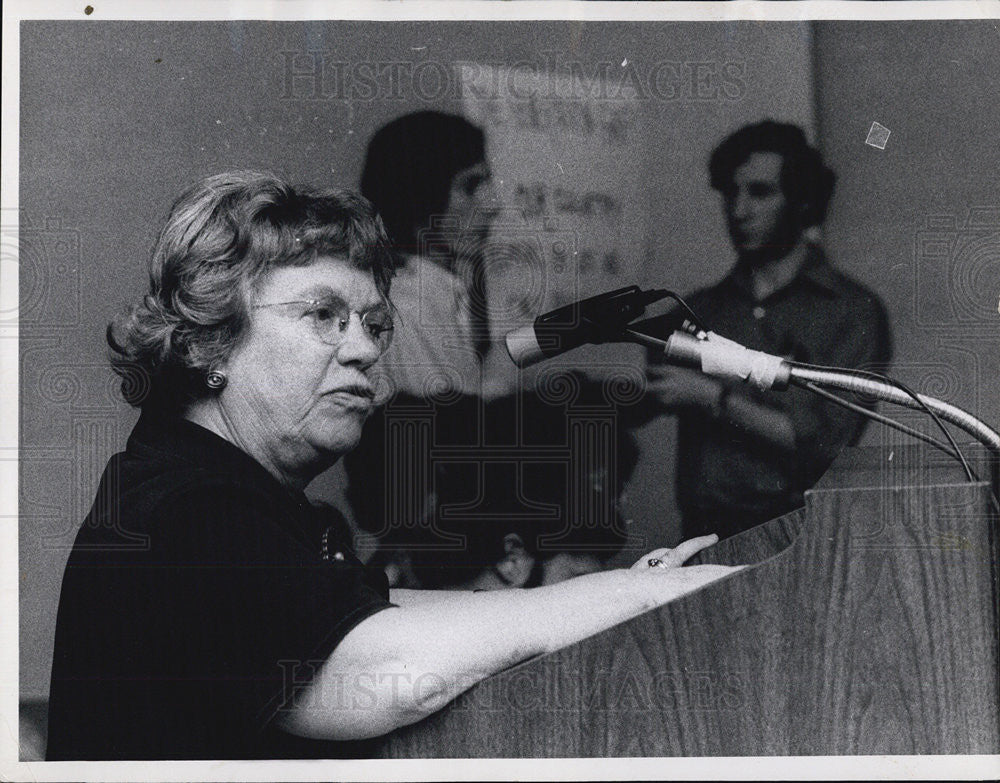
[
  {"left": 641, "top": 121, "right": 892, "bottom": 539},
  {"left": 359, "top": 110, "right": 499, "bottom": 395},
  {"left": 346, "top": 111, "right": 498, "bottom": 540}
]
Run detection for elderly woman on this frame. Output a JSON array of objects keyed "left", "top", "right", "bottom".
[{"left": 46, "top": 171, "right": 738, "bottom": 760}]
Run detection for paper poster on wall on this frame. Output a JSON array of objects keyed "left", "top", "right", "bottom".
[{"left": 460, "top": 63, "right": 649, "bottom": 388}]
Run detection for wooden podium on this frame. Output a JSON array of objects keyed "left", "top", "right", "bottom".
[{"left": 368, "top": 446, "right": 999, "bottom": 756}]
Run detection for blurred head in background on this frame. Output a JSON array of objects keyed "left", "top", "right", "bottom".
[
  {"left": 360, "top": 110, "right": 497, "bottom": 262},
  {"left": 709, "top": 120, "right": 835, "bottom": 264}
]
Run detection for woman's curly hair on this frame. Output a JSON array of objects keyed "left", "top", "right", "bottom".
[{"left": 107, "top": 170, "right": 395, "bottom": 411}]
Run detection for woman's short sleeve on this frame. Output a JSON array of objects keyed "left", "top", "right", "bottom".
[{"left": 150, "top": 480, "right": 394, "bottom": 740}]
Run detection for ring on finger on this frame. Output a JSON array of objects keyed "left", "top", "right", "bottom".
[{"left": 647, "top": 557, "right": 668, "bottom": 569}]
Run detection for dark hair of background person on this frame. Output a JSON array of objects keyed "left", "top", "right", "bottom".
[
  {"left": 359, "top": 110, "right": 486, "bottom": 256},
  {"left": 374, "top": 378, "right": 641, "bottom": 590},
  {"left": 708, "top": 119, "right": 836, "bottom": 227},
  {"left": 106, "top": 170, "right": 395, "bottom": 414}
]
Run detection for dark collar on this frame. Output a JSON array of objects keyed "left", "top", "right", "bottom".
[
  {"left": 127, "top": 413, "right": 311, "bottom": 509},
  {"left": 726, "top": 243, "right": 844, "bottom": 301}
]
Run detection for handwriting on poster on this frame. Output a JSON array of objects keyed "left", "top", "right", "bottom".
[{"left": 461, "top": 63, "right": 645, "bottom": 334}]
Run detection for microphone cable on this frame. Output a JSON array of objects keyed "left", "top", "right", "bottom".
[
  {"left": 625, "top": 294, "right": 993, "bottom": 500},
  {"left": 787, "top": 360, "right": 977, "bottom": 484},
  {"left": 797, "top": 378, "right": 999, "bottom": 515},
  {"left": 640, "top": 289, "right": 709, "bottom": 334},
  {"left": 800, "top": 381, "right": 960, "bottom": 462},
  {"left": 642, "top": 295, "right": 978, "bottom": 483},
  {"left": 631, "top": 303, "right": 982, "bottom": 485}
]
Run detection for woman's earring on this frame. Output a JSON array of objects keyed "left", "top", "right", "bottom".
[{"left": 205, "top": 370, "right": 228, "bottom": 390}]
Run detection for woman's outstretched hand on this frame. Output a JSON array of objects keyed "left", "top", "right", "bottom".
[
  {"left": 631, "top": 534, "right": 720, "bottom": 570},
  {"left": 628, "top": 533, "right": 744, "bottom": 605}
]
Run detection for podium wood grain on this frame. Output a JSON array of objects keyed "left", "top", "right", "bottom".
[{"left": 371, "top": 448, "right": 999, "bottom": 756}]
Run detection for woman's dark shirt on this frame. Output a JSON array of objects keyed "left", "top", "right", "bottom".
[{"left": 46, "top": 415, "right": 393, "bottom": 760}]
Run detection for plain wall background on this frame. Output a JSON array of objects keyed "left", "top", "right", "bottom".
[
  {"left": 18, "top": 20, "right": 997, "bottom": 700},
  {"left": 814, "top": 21, "right": 1000, "bottom": 439}
]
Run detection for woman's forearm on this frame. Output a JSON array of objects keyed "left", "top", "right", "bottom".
[
  {"left": 277, "top": 563, "right": 739, "bottom": 740},
  {"left": 388, "top": 587, "right": 472, "bottom": 606}
]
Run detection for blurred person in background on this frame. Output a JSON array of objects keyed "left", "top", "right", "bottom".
[
  {"left": 345, "top": 111, "right": 500, "bottom": 544},
  {"left": 638, "top": 121, "right": 892, "bottom": 539},
  {"left": 358, "top": 110, "right": 498, "bottom": 395}
]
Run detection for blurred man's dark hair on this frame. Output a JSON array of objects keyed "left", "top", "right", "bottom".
[
  {"left": 360, "top": 111, "right": 486, "bottom": 253},
  {"left": 708, "top": 120, "right": 835, "bottom": 227}
]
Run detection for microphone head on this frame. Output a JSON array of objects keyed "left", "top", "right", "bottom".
[
  {"left": 504, "top": 325, "right": 545, "bottom": 368},
  {"left": 505, "top": 286, "right": 655, "bottom": 368}
]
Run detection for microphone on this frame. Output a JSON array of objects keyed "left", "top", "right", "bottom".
[
  {"left": 503, "top": 283, "right": 791, "bottom": 391},
  {"left": 504, "top": 286, "right": 668, "bottom": 368}
]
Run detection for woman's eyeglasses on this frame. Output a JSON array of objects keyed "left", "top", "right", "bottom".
[{"left": 253, "top": 296, "right": 394, "bottom": 353}]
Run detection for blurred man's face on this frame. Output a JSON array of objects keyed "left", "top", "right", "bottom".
[
  {"left": 441, "top": 161, "right": 498, "bottom": 257},
  {"left": 723, "top": 151, "right": 802, "bottom": 262}
]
